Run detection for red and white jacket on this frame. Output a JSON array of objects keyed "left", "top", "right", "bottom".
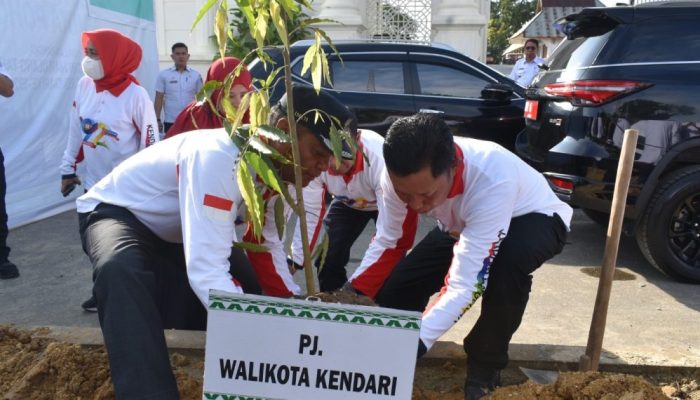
[
  {"left": 349, "top": 137, "right": 573, "bottom": 350},
  {"left": 290, "top": 129, "right": 386, "bottom": 266},
  {"left": 76, "top": 129, "right": 298, "bottom": 304},
  {"left": 61, "top": 77, "right": 159, "bottom": 189}
]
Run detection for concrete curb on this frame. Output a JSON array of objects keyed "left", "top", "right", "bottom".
[{"left": 30, "top": 325, "right": 700, "bottom": 375}]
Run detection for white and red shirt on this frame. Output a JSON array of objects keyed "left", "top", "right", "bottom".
[
  {"left": 77, "top": 129, "right": 252, "bottom": 305},
  {"left": 349, "top": 137, "right": 573, "bottom": 350},
  {"left": 60, "top": 76, "right": 159, "bottom": 189},
  {"left": 290, "top": 129, "right": 386, "bottom": 266}
]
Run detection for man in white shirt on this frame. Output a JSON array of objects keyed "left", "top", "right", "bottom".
[
  {"left": 77, "top": 84, "right": 355, "bottom": 399},
  {"left": 509, "top": 39, "right": 545, "bottom": 87},
  {"left": 0, "top": 60, "right": 18, "bottom": 280},
  {"left": 288, "top": 128, "right": 387, "bottom": 291},
  {"left": 154, "top": 42, "right": 203, "bottom": 134},
  {"left": 347, "top": 113, "right": 571, "bottom": 400}
]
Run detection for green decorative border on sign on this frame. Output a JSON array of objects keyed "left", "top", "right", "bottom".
[
  {"left": 208, "top": 294, "right": 420, "bottom": 331},
  {"left": 203, "top": 392, "right": 273, "bottom": 400}
]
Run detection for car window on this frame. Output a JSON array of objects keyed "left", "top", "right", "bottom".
[
  {"left": 612, "top": 17, "right": 700, "bottom": 62},
  {"left": 329, "top": 61, "right": 405, "bottom": 94},
  {"left": 415, "top": 63, "right": 487, "bottom": 98},
  {"left": 548, "top": 30, "right": 613, "bottom": 70}
]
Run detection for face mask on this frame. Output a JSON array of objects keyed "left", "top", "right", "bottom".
[{"left": 81, "top": 56, "right": 105, "bottom": 80}]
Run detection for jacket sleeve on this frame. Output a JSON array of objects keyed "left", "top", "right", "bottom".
[
  {"left": 419, "top": 179, "right": 517, "bottom": 349},
  {"left": 244, "top": 192, "right": 301, "bottom": 297},
  {"left": 133, "top": 87, "right": 160, "bottom": 149},
  {"left": 348, "top": 171, "right": 418, "bottom": 298},
  {"left": 59, "top": 81, "right": 84, "bottom": 176},
  {"left": 178, "top": 146, "right": 244, "bottom": 306},
  {"left": 290, "top": 176, "right": 327, "bottom": 266}
]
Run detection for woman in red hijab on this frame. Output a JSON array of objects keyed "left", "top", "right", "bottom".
[
  {"left": 59, "top": 29, "right": 159, "bottom": 312},
  {"left": 165, "top": 56, "right": 252, "bottom": 138}
]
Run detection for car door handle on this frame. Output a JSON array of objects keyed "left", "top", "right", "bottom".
[{"left": 419, "top": 108, "right": 444, "bottom": 114}]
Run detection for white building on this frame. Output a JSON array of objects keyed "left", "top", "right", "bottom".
[{"left": 153, "top": 0, "right": 489, "bottom": 75}]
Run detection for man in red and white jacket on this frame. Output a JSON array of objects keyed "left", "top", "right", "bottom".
[
  {"left": 347, "top": 113, "right": 572, "bottom": 400},
  {"left": 288, "top": 128, "right": 403, "bottom": 291},
  {"left": 76, "top": 85, "right": 355, "bottom": 399}
]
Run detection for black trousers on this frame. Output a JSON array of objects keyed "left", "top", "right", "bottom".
[
  {"left": 0, "top": 149, "right": 9, "bottom": 262},
  {"left": 79, "top": 203, "right": 261, "bottom": 399},
  {"left": 316, "top": 201, "right": 378, "bottom": 292},
  {"left": 375, "top": 212, "right": 567, "bottom": 371},
  {"left": 163, "top": 122, "right": 173, "bottom": 133}
]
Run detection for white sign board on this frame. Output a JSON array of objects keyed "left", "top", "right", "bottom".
[{"left": 203, "top": 290, "right": 422, "bottom": 400}]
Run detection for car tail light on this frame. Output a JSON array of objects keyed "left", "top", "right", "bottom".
[
  {"left": 524, "top": 100, "right": 539, "bottom": 120},
  {"left": 544, "top": 80, "right": 650, "bottom": 105},
  {"left": 548, "top": 176, "right": 574, "bottom": 192}
]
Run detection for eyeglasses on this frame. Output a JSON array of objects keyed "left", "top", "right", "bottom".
[{"left": 525, "top": 46, "right": 536, "bottom": 50}]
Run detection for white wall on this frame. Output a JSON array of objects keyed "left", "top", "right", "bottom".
[{"left": 154, "top": 0, "right": 488, "bottom": 70}]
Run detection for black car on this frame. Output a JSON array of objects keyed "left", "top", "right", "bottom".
[
  {"left": 516, "top": 3, "right": 700, "bottom": 282},
  {"left": 248, "top": 40, "right": 525, "bottom": 151}
]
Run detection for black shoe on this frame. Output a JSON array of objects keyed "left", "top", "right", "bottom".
[
  {"left": 0, "top": 261, "right": 19, "bottom": 280},
  {"left": 464, "top": 368, "right": 501, "bottom": 400},
  {"left": 81, "top": 295, "right": 98, "bottom": 312}
]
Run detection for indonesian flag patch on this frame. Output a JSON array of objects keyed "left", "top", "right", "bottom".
[{"left": 203, "top": 194, "right": 234, "bottom": 221}]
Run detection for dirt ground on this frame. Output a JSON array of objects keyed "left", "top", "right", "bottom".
[{"left": 1, "top": 325, "right": 698, "bottom": 400}]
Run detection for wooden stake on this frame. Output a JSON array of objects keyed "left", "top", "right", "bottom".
[{"left": 579, "top": 128, "right": 639, "bottom": 372}]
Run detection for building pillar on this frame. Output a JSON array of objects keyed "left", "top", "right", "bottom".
[
  {"left": 312, "top": 0, "right": 367, "bottom": 40},
  {"left": 431, "top": 0, "right": 490, "bottom": 60}
]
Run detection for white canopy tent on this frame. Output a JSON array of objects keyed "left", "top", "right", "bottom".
[{"left": 0, "top": 0, "right": 158, "bottom": 228}]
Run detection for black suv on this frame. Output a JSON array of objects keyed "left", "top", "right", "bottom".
[
  {"left": 248, "top": 40, "right": 525, "bottom": 151},
  {"left": 516, "top": 3, "right": 700, "bottom": 282}
]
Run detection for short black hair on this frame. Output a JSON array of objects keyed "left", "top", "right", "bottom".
[
  {"left": 525, "top": 38, "right": 539, "bottom": 48},
  {"left": 171, "top": 42, "right": 188, "bottom": 53},
  {"left": 383, "top": 113, "right": 455, "bottom": 177}
]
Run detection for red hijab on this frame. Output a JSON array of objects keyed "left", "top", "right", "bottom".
[
  {"left": 166, "top": 57, "right": 252, "bottom": 138},
  {"left": 82, "top": 29, "right": 142, "bottom": 97}
]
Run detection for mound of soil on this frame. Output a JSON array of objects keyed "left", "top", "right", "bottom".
[{"left": 1, "top": 325, "right": 697, "bottom": 400}]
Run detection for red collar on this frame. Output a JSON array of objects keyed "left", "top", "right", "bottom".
[{"left": 447, "top": 144, "right": 465, "bottom": 198}]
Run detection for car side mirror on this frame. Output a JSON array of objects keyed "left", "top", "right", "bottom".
[{"left": 481, "top": 83, "right": 514, "bottom": 103}]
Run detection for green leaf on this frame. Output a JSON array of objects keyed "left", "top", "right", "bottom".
[
  {"left": 244, "top": 151, "right": 284, "bottom": 195},
  {"left": 328, "top": 125, "right": 342, "bottom": 169},
  {"left": 311, "top": 233, "right": 329, "bottom": 273},
  {"left": 234, "top": 241, "right": 269, "bottom": 253},
  {"left": 253, "top": 9, "right": 269, "bottom": 50},
  {"left": 215, "top": 1, "right": 229, "bottom": 60},
  {"left": 191, "top": 0, "right": 218, "bottom": 31},
  {"left": 297, "top": 18, "right": 336, "bottom": 31},
  {"left": 320, "top": 48, "right": 331, "bottom": 87},
  {"left": 270, "top": 0, "right": 289, "bottom": 48},
  {"left": 236, "top": 0, "right": 257, "bottom": 37},
  {"left": 256, "top": 124, "right": 290, "bottom": 143},
  {"left": 230, "top": 92, "right": 251, "bottom": 133},
  {"left": 196, "top": 80, "right": 222, "bottom": 102},
  {"left": 296, "top": 0, "right": 312, "bottom": 9},
  {"left": 277, "top": 0, "right": 300, "bottom": 15},
  {"left": 263, "top": 66, "right": 284, "bottom": 89},
  {"left": 274, "top": 196, "right": 285, "bottom": 240},
  {"left": 301, "top": 42, "right": 316, "bottom": 78},
  {"left": 237, "top": 160, "right": 264, "bottom": 239},
  {"left": 316, "top": 28, "right": 340, "bottom": 60}
]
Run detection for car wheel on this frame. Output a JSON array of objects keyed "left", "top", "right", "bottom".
[
  {"left": 582, "top": 208, "right": 609, "bottom": 228},
  {"left": 636, "top": 166, "right": 700, "bottom": 283}
]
